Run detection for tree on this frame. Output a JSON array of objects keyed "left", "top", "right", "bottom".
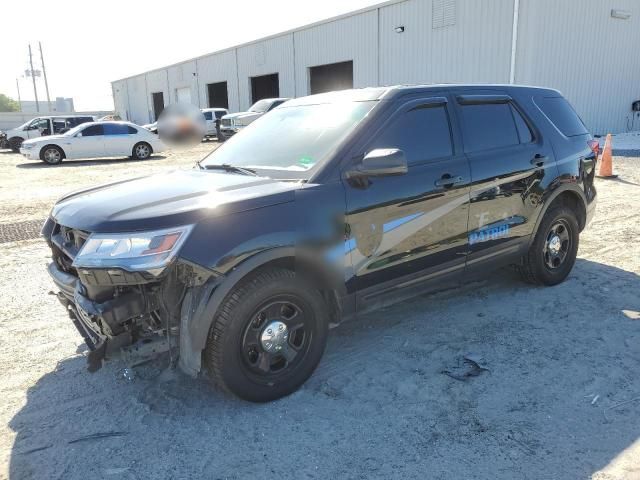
[{"left": 0, "top": 94, "right": 20, "bottom": 112}]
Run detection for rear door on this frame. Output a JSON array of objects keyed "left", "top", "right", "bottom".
[
  {"left": 452, "top": 90, "right": 556, "bottom": 269},
  {"left": 70, "top": 124, "right": 105, "bottom": 158},
  {"left": 342, "top": 94, "right": 472, "bottom": 310},
  {"left": 103, "top": 123, "right": 134, "bottom": 156}
]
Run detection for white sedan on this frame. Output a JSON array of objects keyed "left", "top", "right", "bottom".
[{"left": 19, "top": 121, "right": 166, "bottom": 165}]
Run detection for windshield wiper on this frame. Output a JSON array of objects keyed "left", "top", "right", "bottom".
[{"left": 197, "top": 163, "right": 258, "bottom": 176}]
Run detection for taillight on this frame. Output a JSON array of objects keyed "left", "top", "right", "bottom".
[{"left": 587, "top": 139, "right": 600, "bottom": 157}]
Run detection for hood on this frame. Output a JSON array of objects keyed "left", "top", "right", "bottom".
[
  {"left": 23, "top": 135, "right": 67, "bottom": 145},
  {"left": 222, "top": 111, "right": 261, "bottom": 122},
  {"left": 51, "top": 169, "right": 300, "bottom": 233}
]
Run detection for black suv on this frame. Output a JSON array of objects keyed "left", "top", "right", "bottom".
[{"left": 43, "top": 85, "right": 597, "bottom": 402}]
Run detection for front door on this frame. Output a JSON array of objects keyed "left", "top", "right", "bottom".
[
  {"left": 70, "top": 124, "right": 105, "bottom": 158},
  {"left": 451, "top": 90, "right": 556, "bottom": 270},
  {"left": 342, "top": 95, "right": 471, "bottom": 311}
]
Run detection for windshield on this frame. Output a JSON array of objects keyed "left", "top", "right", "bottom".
[
  {"left": 202, "top": 101, "right": 376, "bottom": 178},
  {"left": 249, "top": 100, "right": 272, "bottom": 113}
]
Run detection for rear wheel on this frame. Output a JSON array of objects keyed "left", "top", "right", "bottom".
[
  {"left": 517, "top": 205, "right": 579, "bottom": 285},
  {"left": 40, "top": 145, "right": 64, "bottom": 165},
  {"left": 204, "top": 268, "right": 329, "bottom": 402},
  {"left": 132, "top": 142, "right": 152, "bottom": 160}
]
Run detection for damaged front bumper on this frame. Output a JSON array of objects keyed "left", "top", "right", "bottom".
[
  {"left": 47, "top": 262, "right": 173, "bottom": 371},
  {"left": 43, "top": 219, "right": 212, "bottom": 373}
]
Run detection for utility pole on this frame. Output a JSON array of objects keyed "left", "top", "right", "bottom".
[
  {"left": 28, "top": 44, "right": 40, "bottom": 112},
  {"left": 16, "top": 78, "right": 22, "bottom": 112},
  {"left": 39, "top": 42, "right": 51, "bottom": 111}
]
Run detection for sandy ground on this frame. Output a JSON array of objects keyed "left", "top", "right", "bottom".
[{"left": 0, "top": 145, "right": 639, "bottom": 479}]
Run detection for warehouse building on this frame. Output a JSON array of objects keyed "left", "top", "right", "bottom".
[{"left": 112, "top": 0, "right": 640, "bottom": 134}]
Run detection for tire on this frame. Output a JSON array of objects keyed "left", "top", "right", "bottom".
[
  {"left": 40, "top": 145, "right": 64, "bottom": 165},
  {"left": 9, "top": 137, "right": 24, "bottom": 152},
  {"left": 517, "top": 205, "right": 579, "bottom": 286},
  {"left": 204, "top": 268, "right": 329, "bottom": 402},
  {"left": 132, "top": 142, "right": 152, "bottom": 160}
]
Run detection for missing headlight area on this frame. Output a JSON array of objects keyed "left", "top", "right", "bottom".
[
  {"left": 44, "top": 219, "right": 213, "bottom": 372},
  {"left": 0, "top": 219, "right": 45, "bottom": 243}
]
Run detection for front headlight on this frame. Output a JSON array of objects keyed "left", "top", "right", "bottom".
[
  {"left": 72, "top": 225, "right": 193, "bottom": 272},
  {"left": 21, "top": 143, "right": 35, "bottom": 149}
]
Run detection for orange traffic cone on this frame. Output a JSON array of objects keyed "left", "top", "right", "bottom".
[{"left": 597, "top": 133, "right": 617, "bottom": 178}]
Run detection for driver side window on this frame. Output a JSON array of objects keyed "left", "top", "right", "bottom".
[
  {"left": 369, "top": 103, "right": 454, "bottom": 166},
  {"left": 80, "top": 125, "right": 104, "bottom": 137}
]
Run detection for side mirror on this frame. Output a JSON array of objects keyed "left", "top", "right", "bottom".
[{"left": 347, "top": 148, "right": 408, "bottom": 178}]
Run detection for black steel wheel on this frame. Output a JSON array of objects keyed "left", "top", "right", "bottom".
[
  {"left": 204, "top": 268, "right": 328, "bottom": 402},
  {"left": 517, "top": 205, "right": 579, "bottom": 286}
]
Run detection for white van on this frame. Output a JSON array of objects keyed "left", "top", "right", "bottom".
[{"left": 0, "top": 115, "right": 94, "bottom": 151}]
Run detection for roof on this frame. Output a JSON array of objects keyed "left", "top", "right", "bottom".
[{"left": 283, "top": 84, "right": 561, "bottom": 106}]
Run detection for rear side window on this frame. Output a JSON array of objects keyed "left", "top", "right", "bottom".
[
  {"left": 81, "top": 125, "right": 104, "bottom": 136},
  {"left": 370, "top": 104, "right": 453, "bottom": 165},
  {"left": 103, "top": 124, "right": 130, "bottom": 135},
  {"left": 203, "top": 112, "right": 213, "bottom": 120},
  {"left": 459, "top": 103, "right": 520, "bottom": 153},
  {"left": 215, "top": 111, "right": 226, "bottom": 119},
  {"left": 127, "top": 126, "right": 138, "bottom": 134},
  {"left": 536, "top": 96, "right": 588, "bottom": 137}
]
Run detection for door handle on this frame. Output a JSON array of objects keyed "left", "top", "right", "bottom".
[
  {"left": 530, "top": 154, "right": 548, "bottom": 166},
  {"left": 435, "top": 174, "right": 464, "bottom": 187}
]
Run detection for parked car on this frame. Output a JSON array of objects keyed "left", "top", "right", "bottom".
[
  {"left": 142, "top": 121, "right": 158, "bottom": 134},
  {"left": 201, "top": 108, "right": 229, "bottom": 138},
  {"left": 219, "top": 98, "right": 289, "bottom": 139},
  {"left": 43, "top": 85, "right": 597, "bottom": 402},
  {"left": 20, "top": 121, "right": 166, "bottom": 165},
  {"left": 97, "top": 114, "right": 122, "bottom": 121},
  {"left": 1, "top": 115, "right": 94, "bottom": 151}
]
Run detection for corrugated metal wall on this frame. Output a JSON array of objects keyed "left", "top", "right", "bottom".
[
  {"left": 293, "top": 10, "right": 378, "bottom": 93},
  {"left": 197, "top": 50, "right": 240, "bottom": 111},
  {"left": 379, "top": 0, "right": 513, "bottom": 85},
  {"left": 112, "top": 0, "right": 640, "bottom": 134},
  {"left": 237, "top": 34, "right": 296, "bottom": 110},
  {"left": 515, "top": 0, "right": 640, "bottom": 134}
]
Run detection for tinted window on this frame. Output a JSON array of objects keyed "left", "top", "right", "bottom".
[
  {"left": 460, "top": 103, "right": 519, "bottom": 153},
  {"left": 536, "top": 96, "right": 588, "bottom": 137},
  {"left": 103, "top": 124, "right": 132, "bottom": 135},
  {"left": 53, "top": 120, "right": 67, "bottom": 133},
  {"left": 127, "top": 126, "right": 138, "bottom": 134},
  {"left": 511, "top": 105, "right": 533, "bottom": 143},
  {"left": 203, "top": 112, "right": 213, "bottom": 121},
  {"left": 81, "top": 125, "right": 104, "bottom": 136},
  {"left": 371, "top": 105, "right": 453, "bottom": 165},
  {"left": 268, "top": 100, "right": 286, "bottom": 111},
  {"left": 214, "top": 110, "right": 226, "bottom": 119}
]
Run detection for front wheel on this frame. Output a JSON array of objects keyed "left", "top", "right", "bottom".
[
  {"left": 9, "top": 137, "right": 24, "bottom": 152},
  {"left": 517, "top": 205, "right": 579, "bottom": 285},
  {"left": 132, "top": 142, "right": 152, "bottom": 160},
  {"left": 40, "top": 145, "right": 64, "bottom": 165},
  {"left": 204, "top": 268, "right": 329, "bottom": 402}
]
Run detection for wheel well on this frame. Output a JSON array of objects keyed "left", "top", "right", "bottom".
[
  {"left": 39, "top": 144, "right": 66, "bottom": 160},
  {"left": 550, "top": 191, "right": 586, "bottom": 231},
  {"left": 236, "top": 257, "right": 342, "bottom": 324}
]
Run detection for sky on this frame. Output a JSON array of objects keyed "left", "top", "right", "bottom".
[{"left": 0, "top": 0, "right": 380, "bottom": 112}]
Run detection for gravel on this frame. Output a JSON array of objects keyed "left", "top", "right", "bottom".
[{"left": 1, "top": 146, "right": 639, "bottom": 480}]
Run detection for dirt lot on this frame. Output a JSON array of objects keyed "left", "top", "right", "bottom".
[{"left": 0, "top": 145, "right": 639, "bottom": 479}]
